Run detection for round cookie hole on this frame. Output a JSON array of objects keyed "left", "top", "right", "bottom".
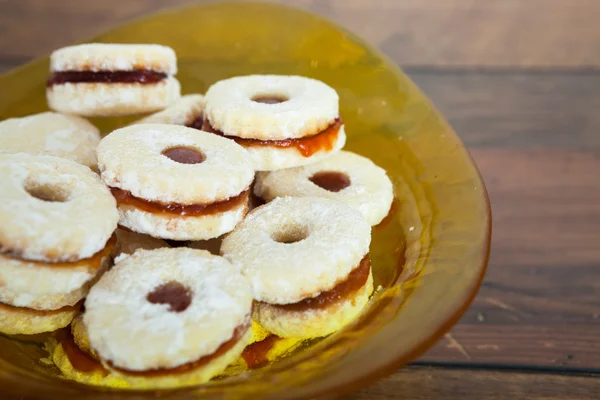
[
  {"left": 251, "top": 94, "right": 289, "bottom": 104},
  {"left": 147, "top": 281, "right": 193, "bottom": 313},
  {"left": 309, "top": 171, "right": 351, "bottom": 192},
  {"left": 271, "top": 225, "right": 309, "bottom": 244},
  {"left": 162, "top": 146, "right": 205, "bottom": 165},
  {"left": 24, "top": 182, "right": 70, "bottom": 203}
]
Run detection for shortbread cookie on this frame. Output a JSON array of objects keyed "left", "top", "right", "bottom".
[
  {"left": 0, "top": 301, "right": 80, "bottom": 335},
  {"left": 255, "top": 151, "right": 394, "bottom": 225},
  {"left": 134, "top": 94, "right": 204, "bottom": 127},
  {"left": 0, "top": 154, "right": 118, "bottom": 262},
  {"left": 84, "top": 248, "right": 253, "bottom": 388},
  {"left": 0, "top": 112, "right": 100, "bottom": 169},
  {"left": 47, "top": 43, "right": 180, "bottom": 117},
  {"left": 221, "top": 197, "right": 373, "bottom": 338},
  {"left": 52, "top": 314, "right": 130, "bottom": 387},
  {"left": 112, "top": 227, "right": 169, "bottom": 258},
  {"left": 98, "top": 124, "right": 253, "bottom": 240},
  {"left": 203, "top": 75, "right": 344, "bottom": 170}
]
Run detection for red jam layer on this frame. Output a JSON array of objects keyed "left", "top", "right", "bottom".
[
  {"left": 110, "top": 323, "right": 250, "bottom": 376},
  {"left": 268, "top": 255, "right": 371, "bottom": 312},
  {"left": 47, "top": 70, "right": 167, "bottom": 86},
  {"left": 1, "top": 234, "right": 116, "bottom": 267},
  {"left": 110, "top": 187, "right": 249, "bottom": 217},
  {"left": 201, "top": 118, "right": 343, "bottom": 157}
]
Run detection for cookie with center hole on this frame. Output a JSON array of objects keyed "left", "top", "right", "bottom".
[
  {"left": 0, "top": 154, "right": 118, "bottom": 334},
  {"left": 97, "top": 124, "right": 254, "bottom": 240},
  {"left": 46, "top": 43, "right": 181, "bottom": 117},
  {"left": 0, "top": 112, "right": 100, "bottom": 169},
  {"left": 221, "top": 196, "right": 373, "bottom": 338},
  {"left": 84, "top": 248, "right": 253, "bottom": 388},
  {"left": 203, "top": 75, "right": 345, "bottom": 171},
  {"left": 254, "top": 150, "right": 394, "bottom": 225}
]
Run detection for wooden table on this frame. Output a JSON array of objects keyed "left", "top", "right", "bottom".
[{"left": 1, "top": 0, "right": 599, "bottom": 398}]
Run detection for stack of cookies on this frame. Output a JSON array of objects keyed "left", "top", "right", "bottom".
[{"left": 0, "top": 43, "right": 394, "bottom": 389}]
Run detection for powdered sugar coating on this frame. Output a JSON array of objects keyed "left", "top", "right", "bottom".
[
  {"left": 117, "top": 200, "right": 247, "bottom": 241},
  {"left": 50, "top": 43, "right": 177, "bottom": 74},
  {"left": 134, "top": 94, "right": 205, "bottom": 126},
  {"left": 204, "top": 75, "right": 339, "bottom": 140},
  {"left": 221, "top": 197, "right": 371, "bottom": 304},
  {"left": 0, "top": 112, "right": 100, "bottom": 168},
  {"left": 47, "top": 77, "right": 181, "bottom": 117},
  {"left": 84, "top": 248, "right": 252, "bottom": 371},
  {"left": 98, "top": 124, "right": 254, "bottom": 204},
  {"left": 255, "top": 150, "right": 393, "bottom": 224},
  {"left": 243, "top": 125, "right": 345, "bottom": 171},
  {"left": 0, "top": 154, "right": 118, "bottom": 262},
  {"left": 254, "top": 271, "right": 373, "bottom": 338}
]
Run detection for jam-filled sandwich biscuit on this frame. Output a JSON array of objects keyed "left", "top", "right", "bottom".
[
  {"left": 255, "top": 151, "right": 394, "bottom": 226},
  {"left": 52, "top": 313, "right": 130, "bottom": 387},
  {"left": 221, "top": 197, "right": 373, "bottom": 338},
  {"left": 203, "top": 75, "right": 345, "bottom": 171},
  {"left": 97, "top": 124, "right": 253, "bottom": 240},
  {"left": 84, "top": 248, "right": 253, "bottom": 388},
  {"left": 134, "top": 94, "right": 205, "bottom": 126},
  {"left": 0, "top": 112, "right": 100, "bottom": 169},
  {"left": 0, "top": 154, "right": 118, "bottom": 334},
  {"left": 47, "top": 43, "right": 181, "bottom": 117}
]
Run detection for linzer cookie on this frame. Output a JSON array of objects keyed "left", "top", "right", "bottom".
[
  {"left": 97, "top": 124, "right": 254, "bottom": 240},
  {"left": 255, "top": 151, "right": 394, "bottom": 226},
  {"left": 83, "top": 248, "right": 253, "bottom": 388},
  {"left": 221, "top": 197, "right": 373, "bottom": 338},
  {"left": 203, "top": 75, "right": 345, "bottom": 171},
  {"left": 0, "top": 112, "right": 101, "bottom": 169},
  {"left": 52, "top": 313, "right": 130, "bottom": 387},
  {"left": 46, "top": 43, "right": 181, "bottom": 117},
  {"left": 0, "top": 154, "right": 118, "bottom": 334},
  {"left": 134, "top": 94, "right": 205, "bottom": 126}
]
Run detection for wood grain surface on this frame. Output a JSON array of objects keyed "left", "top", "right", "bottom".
[{"left": 1, "top": 0, "right": 599, "bottom": 398}]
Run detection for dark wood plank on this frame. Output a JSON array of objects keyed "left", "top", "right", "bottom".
[
  {"left": 409, "top": 72, "right": 600, "bottom": 148},
  {"left": 1, "top": 0, "right": 600, "bottom": 68},
  {"left": 349, "top": 366, "right": 600, "bottom": 399},
  {"left": 421, "top": 148, "right": 600, "bottom": 368}
]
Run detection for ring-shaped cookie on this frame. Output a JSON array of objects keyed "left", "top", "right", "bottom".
[
  {"left": 0, "top": 154, "right": 118, "bottom": 262},
  {"left": 97, "top": 124, "right": 254, "bottom": 240},
  {"left": 221, "top": 196, "right": 371, "bottom": 304},
  {"left": 204, "top": 75, "right": 339, "bottom": 140},
  {"left": 0, "top": 112, "right": 101, "bottom": 169},
  {"left": 84, "top": 248, "right": 253, "bottom": 387},
  {"left": 255, "top": 150, "right": 394, "bottom": 225}
]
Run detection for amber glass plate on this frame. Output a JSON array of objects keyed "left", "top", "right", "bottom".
[{"left": 0, "top": 2, "right": 490, "bottom": 399}]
